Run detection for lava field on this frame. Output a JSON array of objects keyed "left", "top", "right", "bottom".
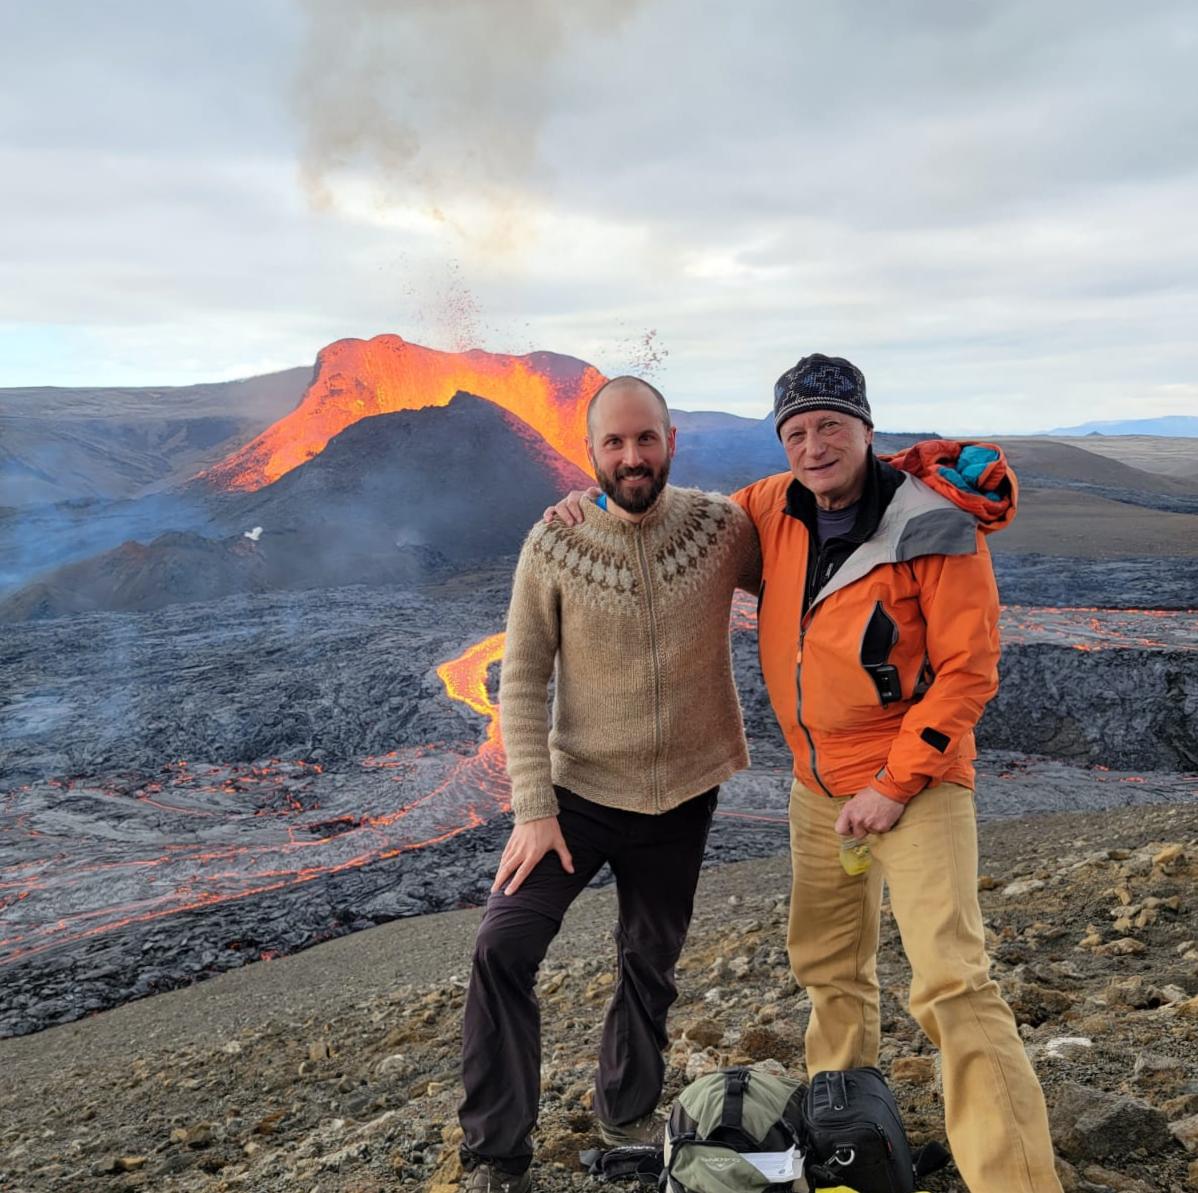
[{"left": 1, "top": 577, "right": 1196, "bottom": 1037}]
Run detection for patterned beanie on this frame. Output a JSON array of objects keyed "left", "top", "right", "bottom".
[{"left": 773, "top": 353, "right": 872, "bottom": 436}]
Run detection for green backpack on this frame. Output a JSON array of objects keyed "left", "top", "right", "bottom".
[{"left": 663, "top": 1066, "right": 807, "bottom": 1192}]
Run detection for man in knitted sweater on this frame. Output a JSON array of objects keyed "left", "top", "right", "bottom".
[{"left": 457, "top": 377, "right": 760, "bottom": 1193}]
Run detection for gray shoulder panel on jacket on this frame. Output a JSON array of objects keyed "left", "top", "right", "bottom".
[{"left": 895, "top": 507, "right": 977, "bottom": 561}]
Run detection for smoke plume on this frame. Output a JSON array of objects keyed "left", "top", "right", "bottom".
[{"left": 293, "top": 0, "right": 646, "bottom": 245}]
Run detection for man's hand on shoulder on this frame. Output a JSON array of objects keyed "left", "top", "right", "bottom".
[
  {"left": 834, "top": 785, "right": 907, "bottom": 838},
  {"left": 542, "top": 487, "right": 601, "bottom": 527},
  {"left": 492, "top": 815, "right": 575, "bottom": 895}
]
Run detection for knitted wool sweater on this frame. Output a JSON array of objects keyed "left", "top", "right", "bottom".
[{"left": 499, "top": 485, "right": 761, "bottom": 823}]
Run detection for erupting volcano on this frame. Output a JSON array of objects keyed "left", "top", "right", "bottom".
[{"left": 200, "top": 335, "right": 606, "bottom": 491}]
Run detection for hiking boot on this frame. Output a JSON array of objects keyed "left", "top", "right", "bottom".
[
  {"left": 596, "top": 1110, "right": 664, "bottom": 1147},
  {"left": 461, "top": 1162, "right": 532, "bottom": 1192}
]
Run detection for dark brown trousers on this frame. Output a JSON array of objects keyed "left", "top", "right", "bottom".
[{"left": 458, "top": 786, "right": 717, "bottom": 1174}]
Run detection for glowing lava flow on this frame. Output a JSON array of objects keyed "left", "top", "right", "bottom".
[
  {"left": 200, "top": 335, "right": 606, "bottom": 491},
  {"left": 0, "top": 636, "right": 510, "bottom": 967},
  {"left": 999, "top": 607, "right": 1198, "bottom": 651},
  {"left": 361, "top": 632, "right": 511, "bottom": 831},
  {"left": 3, "top": 603, "right": 1194, "bottom": 971}
]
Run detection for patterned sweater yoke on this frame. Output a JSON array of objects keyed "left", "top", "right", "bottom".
[{"left": 498, "top": 486, "right": 760, "bottom": 822}]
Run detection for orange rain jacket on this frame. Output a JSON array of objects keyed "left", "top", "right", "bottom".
[{"left": 732, "top": 441, "right": 1017, "bottom": 802}]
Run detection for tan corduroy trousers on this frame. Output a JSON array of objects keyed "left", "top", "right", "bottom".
[{"left": 788, "top": 779, "right": 1062, "bottom": 1193}]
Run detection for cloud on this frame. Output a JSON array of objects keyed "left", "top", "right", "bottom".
[{"left": 0, "top": 0, "right": 1195, "bottom": 432}]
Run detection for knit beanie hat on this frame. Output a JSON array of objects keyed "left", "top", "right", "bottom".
[{"left": 773, "top": 354, "right": 872, "bottom": 436}]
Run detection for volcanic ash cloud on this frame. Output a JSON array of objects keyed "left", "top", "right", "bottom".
[{"left": 292, "top": 0, "right": 648, "bottom": 242}]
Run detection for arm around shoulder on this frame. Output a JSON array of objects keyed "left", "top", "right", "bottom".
[{"left": 726, "top": 499, "right": 762, "bottom": 595}]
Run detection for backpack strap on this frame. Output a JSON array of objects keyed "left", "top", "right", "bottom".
[
  {"left": 578, "top": 1144, "right": 663, "bottom": 1183},
  {"left": 780, "top": 1082, "right": 807, "bottom": 1142},
  {"left": 719, "top": 1068, "right": 750, "bottom": 1133}
]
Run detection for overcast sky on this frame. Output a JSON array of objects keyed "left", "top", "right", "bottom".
[{"left": 2, "top": 0, "right": 1195, "bottom": 432}]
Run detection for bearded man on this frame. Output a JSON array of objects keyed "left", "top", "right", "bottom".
[{"left": 457, "top": 376, "right": 760, "bottom": 1192}]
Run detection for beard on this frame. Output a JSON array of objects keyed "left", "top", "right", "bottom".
[{"left": 595, "top": 457, "right": 671, "bottom": 515}]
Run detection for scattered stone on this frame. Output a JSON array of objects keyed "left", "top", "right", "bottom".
[
  {"left": 1105, "top": 976, "right": 1167, "bottom": 1009},
  {"left": 5, "top": 804, "right": 1198, "bottom": 1193},
  {"left": 685, "top": 1050, "right": 719, "bottom": 1080},
  {"left": 1173, "top": 1114, "right": 1198, "bottom": 1153},
  {"left": 680, "top": 1019, "right": 724, "bottom": 1048},
  {"left": 1043, "top": 1036, "right": 1093, "bottom": 1061},
  {"left": 252, "top": 1110, "right": 286, "bottom": 1136},
  {"left": 891, "top": 1056, "right": 936, "bottom": 1085},
  {"left": 1132, "top": 1051, "right": 1186, "bottom": 1092},
  {"left": 736, "top": 1026, "right": 793, "bottom": 1063},
  {"left": 1003, "top": 979, "right": 1074, "bottom": 1026},
  {"left": 1081, "top": 1163, "right": 1156, "bottom": 1192},
  {"left": 1003, "top": 877, "right": 1046, "bottom": 898},
  {"left": 1050, "top": 1083, "right": 1172, "bottom": 1162},
  {"left": 1094, "top": 937, "right": 1147, "bottom": 957},
  {"left": 168, "top": 1122, "right": 216, "bottom": 1149},
  {"left": 1164, "top": 1094, "right": 1198, "bottom": 1119}
]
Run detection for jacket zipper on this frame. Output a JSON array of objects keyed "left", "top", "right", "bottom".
[
  {"left": 635, "top": 526, "right": 664, "bottom": 809},
  {"left": 796, "top": 605, "right": 834, "bottom": 798}
]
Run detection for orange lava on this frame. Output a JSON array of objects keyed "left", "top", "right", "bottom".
[
  {"left": 201, "top": 335, "right": 606, "bottom": 491},
  {"left": 354, "top": 631, "right": 510, "bottom": 843},
  {"left": 438, "top": 632, "right": 506, "bottom": 726}
]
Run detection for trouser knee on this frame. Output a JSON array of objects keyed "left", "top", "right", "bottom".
[
  {"left": 614, "top": 924, "right": 684, "bottom": 971},
  {"left": 473, "top": 905, "right": 556, "bottom": 985}
]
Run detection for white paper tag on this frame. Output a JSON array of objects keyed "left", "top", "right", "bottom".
[{"left": 740, "top": 1145, "right": 804, "bottom": 1181}]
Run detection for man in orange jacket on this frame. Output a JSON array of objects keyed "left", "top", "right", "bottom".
[{"left": 732, "top": 354, "right": 1061, "bottom": 1193}]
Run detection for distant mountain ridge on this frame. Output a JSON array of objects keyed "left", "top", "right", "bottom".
[
  {"left": 0, "top": 394, "right": 591, "bottom": 621},
  {"left": 1044, "top": 415, "right": 1198, "bottom": 437},
  {"left": 4, "top": 339, "right": 1196, "bottom": 621},
  {"left": 0, "top": 367, "right": 311, "bottom": 507}
]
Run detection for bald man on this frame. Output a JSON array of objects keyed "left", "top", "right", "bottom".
[{"left": 457, "top": 377, "right": 761, "bottom": 1193}]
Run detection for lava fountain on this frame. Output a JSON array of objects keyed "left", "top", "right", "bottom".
[{"left": 200, "top": 335, "right": 606, "bottom": 491}]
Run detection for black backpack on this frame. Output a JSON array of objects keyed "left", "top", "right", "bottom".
[{"left": 803, "top": 1067, "right": 948, "bottom": 1193}]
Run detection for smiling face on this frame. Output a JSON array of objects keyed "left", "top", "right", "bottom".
[
  {"left": 585, "top": 380, "right": 676, "bottom": 520},
  {"left": 779, "top": 408, "right": 874, "bottom": 510}
]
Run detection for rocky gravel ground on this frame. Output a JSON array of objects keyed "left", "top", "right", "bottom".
[{"left": 3, "top": 803, "right": 1198, "bottom": 1193}]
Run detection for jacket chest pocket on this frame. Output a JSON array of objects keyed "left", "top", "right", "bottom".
[{"left": 857, "top": 594, "right": 928, "bottom": 707}]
